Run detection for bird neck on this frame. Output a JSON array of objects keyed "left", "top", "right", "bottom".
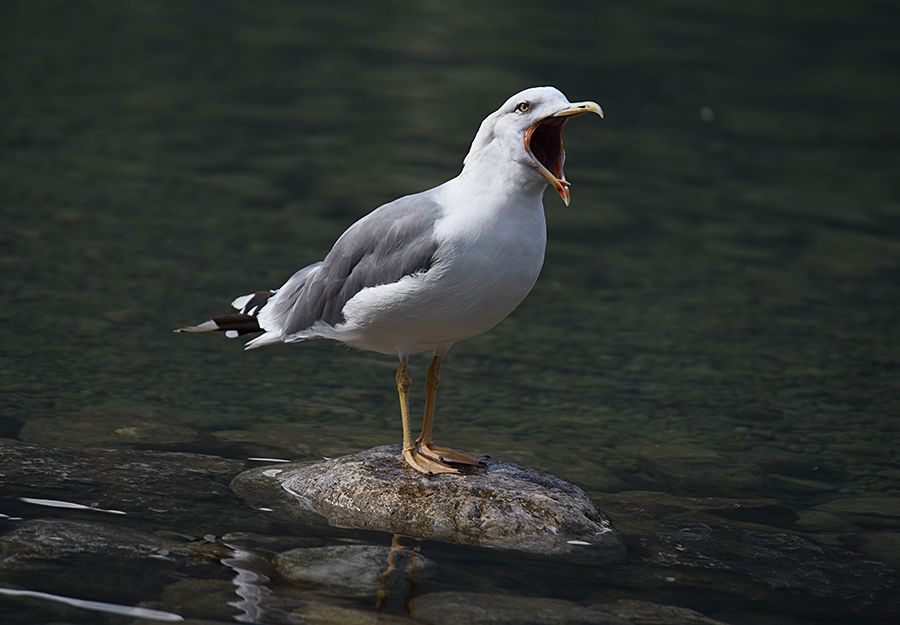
[{"left": 456, "top": 134, "right": 548, "bottom": 201}]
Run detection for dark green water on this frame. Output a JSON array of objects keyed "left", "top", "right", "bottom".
[{"left": 2, "top": 1, "right": 899, "bottom": 623}]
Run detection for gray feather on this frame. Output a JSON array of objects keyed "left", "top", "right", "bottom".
[{"left": 280, "top": 191, "right": 443, "bottom": 335}]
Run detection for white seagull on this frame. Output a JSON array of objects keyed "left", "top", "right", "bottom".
[{"left": 177, "top": 86, "right": 602, "bottom": 475}]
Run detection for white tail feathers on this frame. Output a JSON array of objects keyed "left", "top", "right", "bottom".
[
  {"left": 173, "top": 320, "right": 218, "bottom": 333},
  {"left": 244, "top": 332, "right": 284, "bottom": 350}
]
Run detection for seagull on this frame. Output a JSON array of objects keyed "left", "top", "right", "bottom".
[{"left": 176, "top": 86, "right": 602, "bottom": 475}]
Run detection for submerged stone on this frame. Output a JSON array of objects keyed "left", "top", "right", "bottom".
[
  {"left": 814, "top": 496, "right": 900, "bottom": 530},
  {"left": 232, "top": 445, "right": 620, "bottom": 554},
  {"left": 615, "top": 444, "right": 769, "bottom": 497},
  {"left": 0, "top": 439, "right": 248, "bottom": 526},
  {"left": 294, "top": 604, "right": 419, "bottom": 624},
  {"left": 0, "top": 519, "right": 231, "bottom": 602},
  {"left": 18, "top": 406, "right": 205, "bottom": 450},
  {"left": 594, "top": 599, "right": 732, "bottom": 625},
  {"left": 594, "top": 491, "right": 900, "bottom": 622},
  {"left": 415, "top": 592, "right": 630, "bottom": 625},
  {"left": 416, "top": 593, "right": 734, "bottom": 625},
  {"left": 275, "top": 544, "right": 434, "bottom": 597}
]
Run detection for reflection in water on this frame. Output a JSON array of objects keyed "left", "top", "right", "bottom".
[
  {"left": 216, "top": 533, "right": 429, "bottom": 622},
  {"left": 0, "top": 587, "right": 184, "bottom": 622},
  {"left": 18, "top": 496, "right": 127, "bottom": 516},
  {"left": 219, "top": 539, "right": 277, "bottom": 624},
  {"left": 375, "top": 534, "right": 422, "bottom": 615}
]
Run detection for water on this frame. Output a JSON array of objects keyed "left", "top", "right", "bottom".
[{"left": 2, "top": 0, "right": 899, "bottom": 623}]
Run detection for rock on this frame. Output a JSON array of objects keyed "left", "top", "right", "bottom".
[
  {"left": 0, "top": 519, "right": 231, "bottom": 602},
  {"left": 592, "top": 599, "right": 730, "bottom": 625},
  {"left": 295, "top": 603, "right": 419, "bottom": 624},
  {"left": 813, "top": 496, "right": 900, "bottom": 530},
  {"left": 232, "top": 445, "right": 620, "bottom": 555},
  {"left": 592, "top": 490, "right": 900, "bottom": 622},
  {"left": 414, "top": 592, "right": 630, "bottom": 625},
  {"left": 794, "top": 509, "right": 858, "bottom": 535},
  {"left": 275, "top": 544, "right": 433, "bottom": 597},
  {"left": 158, "top": 578, "right": 243, "bottom": 623},
  {"left": 0, "top": 439, "right": 248, "bottom": 526},
  {"left": 615, "top": 444, "right": 769, "bottom": 497},
  {"left": 211, "top": 421, "right": 386, "bottom": 460},
  {"left": 594, "top": 490, "right": 799, "bottom": 533},
  {"left": 856, "top": 531, "right": 900, "bottom": 571},
  {"left": 633, "top": 522, "right": 900, "bottom": 620},
  {"left": 18, "top": 402, "right": 207, "bottom": 450},
  {"left": 736, "top": 446, "right": 844, "bottom": 483}
]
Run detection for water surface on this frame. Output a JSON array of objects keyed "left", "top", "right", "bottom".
[{"left": 1, "top": 1, "right": 899, "bottom": 623}]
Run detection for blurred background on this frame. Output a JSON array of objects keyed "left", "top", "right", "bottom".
[{"left": 1, "top": 0, "right": 899, "bottom": 623}]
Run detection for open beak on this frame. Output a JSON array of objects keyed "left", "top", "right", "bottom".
[{"left": 524, "top": 101, "right": 603, "bottom": 205}]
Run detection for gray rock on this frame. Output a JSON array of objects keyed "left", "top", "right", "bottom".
[
  {"left": 593, "top": 490, "right": 799, "bottom": 532},
  {"left": 292, "top": 603, "right": 420, "bottom": 624},
  {"left": 416, "top": 595, "right": 731, "bottom": 625},
  {"left": 414, "top": 592, "right": 630, "bottom": 625},
  {"left": 0, "top": 439, "right": 248, "bottom": 525},
  {"left": 615, "top": 444, "right": 769, "bottom": 497},
  {"left": 232, "top": 445, "right": 620, "bottom": 555},
  {"left": 636, "top": 522, "right": 899, "bottom": 605},
  {"left": 592, "top": 599, "right": 731, "bottom": 625},
  {"left": 814, "top": 496, "right": 900, "bottom": 530},
  {"left": 854, "top": 531, "right": 900, "bottom": 571},
  {"left": 0, "top": 519, "right": 231, "bottom": 602},
  {"left": 593, "top": 490, "right": 900, "bottom": 622},
  {"left": 18, "top": 402, "right": 206, "bottom": 449},
  {"left": 275, "top": 544, "right": 433, "bottom": 596},
  {"left": 158, "top": 578, "right": 247, "bottom": 623}
]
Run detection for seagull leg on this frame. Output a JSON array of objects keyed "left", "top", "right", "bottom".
[
  {"left": 416, "top": 353, "right": 488, "bottom": 466},
  {"left": 396, "top": 357, "right": 459, "bottom": 475}
]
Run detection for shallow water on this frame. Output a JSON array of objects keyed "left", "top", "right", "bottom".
[{"left": 2, "top": 1, "right": 899, "bottom": 623}]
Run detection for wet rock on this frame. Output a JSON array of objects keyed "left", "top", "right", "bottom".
[
  {"left": 813, "top": 496, "right": 900, "bottom": 530},
  {"left": 155, "top": 542, "right": 427, "bottom": 623},
  {"left": 275, "top": 544, "right": 433, "bottom": 597},
  {"left": 0, "top": 439, "right": 248, "bottom": 525},
  {"left": 636, "top": 521, "right": 898, "bottom": 597},
  {"left": 211, "top": 421, "right": 383, "bottom": 460},
  {"left": 0, "top": 519, "right": 231, "bottom": 602},
  {"left": 212, "top": 426, "right": 315, "bottom": 459},
  {"left": 854, "top": 531, "right": 900, "bottom": 571},
  {"left": 594, "top": 490, "right": 900, "bottom": 622},
  {"left": 232, "top": 445, "right": 620, "bottom": 554},
  {"left": 615, "top": 444, "right": 769, "bottom": 497},
  {"left": 635, "top": 523, "right": 899, "bottom": 620},
  {"left": 415, "top": 592, "right": 630, "bottom": 625},
  {"left": 592, "top": 599, "right": 730, "bottom": 625},
  {"left": 158, "top": 578, "right": 242, "bottom": 623},
  {"left": 594, "top": 490, "right": 799, "bottom": 533},
  {"left": 0, "top": 589, "right": 82, "bottom": 625},
  {"left": 295, "top": 603, "right": 419, "bottom": 624},
  {"left": 736, "top": 446, "right": 844, "bottom": 483},
  {"left": 794, "top": 509, "right": 858, "bottom": 535},
  {"left": 18, "top": 412, "right": 206, "bottom": 449}
]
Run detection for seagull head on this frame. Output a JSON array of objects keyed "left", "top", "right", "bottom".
[{"left": 464, "top": 87, "right": 603, "bottom": 206}]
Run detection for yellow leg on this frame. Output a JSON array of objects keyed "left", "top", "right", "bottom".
[
  {"left": 417, "top": 354, "right": 441, "bottom": 448},
  {"left": 396, "top": 358, "right": 459, "bottom": 475},
  {"left": 416, "top": 353, "right": 487, "bottom": 466}
]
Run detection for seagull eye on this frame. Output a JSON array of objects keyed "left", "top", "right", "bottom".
[{"left": 516, "top": 101, "right": 530, "bottom": 113}]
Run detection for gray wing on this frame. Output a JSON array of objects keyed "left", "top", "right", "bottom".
[{"left": 281, "top": 191, "right": 444, "bottom": 335}]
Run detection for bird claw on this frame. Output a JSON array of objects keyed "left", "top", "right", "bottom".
[
  {"left": 417, "top": 442, "right": 488, "bottom": 467},
  {"left": 402, "top": 448, "right": 461, "bottom": 475}
]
